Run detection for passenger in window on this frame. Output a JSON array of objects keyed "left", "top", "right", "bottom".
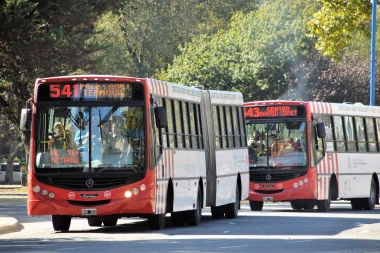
[
  {"left": 102, "top": 116, "right": 134, "bottom": 167},
  {"left": 49, "top": 122, "right": 66, "bottom": 149}
]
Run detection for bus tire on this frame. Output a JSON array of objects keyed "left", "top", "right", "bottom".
[
  {"left": 148, "top": 213, "right": 166, "bottom": 230},
  {"left": 171, "top": 211, "right": 185, "bottom": 226},
  {"left": 290, "top": 201, "right": 302, "bottom": 210},
  {"left": 88, "top": 217, "right": 102, "bottom": 227},
  {"left": 185, "top": 187, "right": 202, "bottom": 226},
  {"left": 351, "top": 199, "right": 363, "bottom": 210},
  {"left": 225, "top": 185, "right": 239, "bottom": 219},
  {"left": 211, "top": 206, "right": 224, "bottom": 219},
  {"left": 250, "top": 200, "right": 263, "bottom": 211},
  {"left": 317, "top": 199, "right": 330, "bottom": 212},
  {"left": 363, "top": 178, "right": 376, "bottom": 210},
  {"left": 303, "top": 201, "right": 316, "bottom": 210},
  {"left": 52, "top": 215, "right": 71, "bottom": 232},
  {"left": 102, "top": 215, "right": 118, "bottom": 226}
]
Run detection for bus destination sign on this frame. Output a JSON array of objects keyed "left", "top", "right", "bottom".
[
  {"left": 37, "top": 82, "right": 143, "bottom": 101},
  {"left": 245, "top": 105, "right": 301, "bottom": 118}
]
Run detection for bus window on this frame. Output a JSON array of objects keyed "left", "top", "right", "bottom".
[
  {"left": 213, "top": 106, "right": 221, "bottom": 149},
  {"left": 174, "top": 100, "right": 184, "bottom": 149},
  {"left": 355, "top": 117, "right": 367, "bottom": 152},
  {"left": 333, "top": 116, "right": 346, "bottom": 151},
  {"left": 344, "top": 116, "right": 356, "bottom": 152},
  {"left": 366, "top": 118, "right": 377, "bottom": 152}
]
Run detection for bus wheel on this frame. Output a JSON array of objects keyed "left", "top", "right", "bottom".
[
  {"left": 225, "top": 185, "right": 239, "bottom": 219},
  {"left": 185, "top": 187, "right": 202, "bottom": 226},
  {"left": 148, "top": 213, "right": 166, "bottom": 230},
  {"left": 250, "top": 201, "right": 263, "bottom": 211},
  {"left": 211, "top": 206, "right": 224, "bottom": 219},
  {"left": 171, "top": 211, "right": 185, "bottom": 226},
  {"left": 363, "top": 178, "right": 376, "bottom": 210},
  {"left": 52, "top": 215, "right": 71, "bottom": 232},
  {"left": 290, "top": 201, "right": 302, "bottom": 210},
  {"left": 303, "top": 201, "right": 316, "bottom": 210},
  {"left": 88, "top": 217, "right": 102, "bottom": 227},
  {"left": 102, "top": 215, "right": 118, "bottom": 226},
  {"left": 351, "top": 199, "right": 363, "bottom": 210},
  {"left": 317, "top": 199, "right": 330, "bottom": 212}
]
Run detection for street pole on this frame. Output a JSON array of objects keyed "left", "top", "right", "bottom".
[{"left": 370, "top": 0, "right": 377, "bottom": 106}]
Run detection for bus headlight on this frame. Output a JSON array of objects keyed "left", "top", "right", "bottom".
[
  {"left": 41, "top": 189, "right": 48, "bottom": 196},
  {"left": 132, "top": 188, "right": 139, "bottom": 195},
  {"left": 140, "top": 184, "right": 146, "bottom": 191},
  {"left": 293, "top": 183, "right": 298, "bottom": 188},
  {"left": 48, "top": 192, "right": 55, "bottom": 199},
  {"left": 125, "top": 191, "right": 132, "bottom": 198},
  {"left": 33, "top": 185, "right": 41, "bottom": 193}
]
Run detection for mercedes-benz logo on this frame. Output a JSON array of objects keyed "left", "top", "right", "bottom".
[
  {"left": 265, "top": 174, "right": 272, "bottom": 181},
  {"left": 86, "top": 179, "right": 94, "bottom": 188}
]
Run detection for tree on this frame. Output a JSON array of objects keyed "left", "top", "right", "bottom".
[
  {"left": 117, "top": 0, "right": 260, "bottom": 77},
  {"left": 307, "top": 0, "right": 373, "bottom": 62},
  {"left": 0, "top": 0, "right": 118, "bottom": 183},
  {"left": 159, "top": 0, "right": 319, "bottom": 102}
]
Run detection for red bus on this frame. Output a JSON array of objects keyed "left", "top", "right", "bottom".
[
  {"left": 244, "top": 100, "right": 379, "bottom": 212},
  {"left": 20, "top": 75, "right": 249, "bottom": 231}
]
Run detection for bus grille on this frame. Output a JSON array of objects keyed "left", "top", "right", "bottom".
[
  {"left": 250, "top": 170, "right": 307, "bottom": 183},
  {"left": 36, "top": 173, "right": 144, "bottom": 190}
]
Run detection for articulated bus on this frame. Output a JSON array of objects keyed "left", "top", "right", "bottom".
[
  {"left": 244, "top": 100, "right": 380, "bottom": 212},
  {"left": 20, "top": 75, "right": 249, "bottom": 231}
]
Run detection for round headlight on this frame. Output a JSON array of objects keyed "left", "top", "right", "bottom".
[
  {"left": 132, "top": 188, "right": 139, "bottom": 195},
  {"left": 33, "top": 185, "right": 41, "bottom": 193},
  {"left": 125, "top": 191, "right": 132, "bottom": 198},
  {"left": 293, "top": 183, "right": 298, "bottom": 188},
  {"left": 41, "top": 189, "right": 48, "bottom": 196}
]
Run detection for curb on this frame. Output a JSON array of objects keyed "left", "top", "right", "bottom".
[{"left": 0, "top": 215, "right": 20, "bottom": 235}]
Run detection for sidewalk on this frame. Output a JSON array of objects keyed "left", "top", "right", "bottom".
[{"left": 0, "top": 184, "right": 27, "bottom": 235}]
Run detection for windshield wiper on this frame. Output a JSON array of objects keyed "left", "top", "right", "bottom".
[{"left": 97, "top": 103, "right": 121, "bottom": 127}]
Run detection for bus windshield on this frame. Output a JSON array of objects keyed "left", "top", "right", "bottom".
[
  {"left": 35, "top": 105, "right": 145, "bottom": 173},
  {"left": 246, "top": 120, "right": 307, "bottom": 170}
]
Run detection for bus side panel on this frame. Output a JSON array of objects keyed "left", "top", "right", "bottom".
[
  {"left": 214, "top": 149, "right": 246, "bottom": 205},
  {"left": 332, "top": 153, "right": 379, "bottom": 199},
  {"left": 172, "top": 150, "right": 206, "bottom": 212},
  {"left": 238, "top": 151, "right": 250, "bottom": 201}
]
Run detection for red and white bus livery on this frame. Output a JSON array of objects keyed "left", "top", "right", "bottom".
[
  {"left": 244, "top": 100, "right": 380, "bottom": 212},
  {"left": 20, "top": 75, "right": 249, "bottom": 231}
]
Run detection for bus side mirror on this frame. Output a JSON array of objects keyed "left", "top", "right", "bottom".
[
  {"left": 154, "top": 107, "right": 167, "bottom": 128},
  {"left": 317, "top": 122, "right": 326, "bottom": 138},
  {"left": 20, "top": 108, "right": 31, "bottom": 131}
]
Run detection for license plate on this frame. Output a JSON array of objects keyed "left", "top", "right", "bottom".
[
  {"left": 263, "top": 196, "right": 274, "bottom": 202},
  {"left": 82, "top": 208, "right": 97, "bottom": 216}
]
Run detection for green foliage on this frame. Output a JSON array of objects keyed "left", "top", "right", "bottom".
[
  {"left": 0, "top": 0, "right": 118, "bottom": 127},
  {"left": 117, "top": 0, "right": 260, "bottom": 77},
  {"left": 307, "top": 0, "right": 372, "bottom": 62},
  {"left": 85, "top": 11, "right": 136, "bottom": 76},
  {"left": 160, "top": 0, "right": 319, "bottom": 101}
]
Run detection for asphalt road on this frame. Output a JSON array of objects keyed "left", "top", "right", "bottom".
[{"left": 1, "top": 200, "right": 380, "bottom": 253}]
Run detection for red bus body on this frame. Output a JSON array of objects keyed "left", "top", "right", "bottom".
[
  {"left": 22, "top": 75, "right": 249, "bottom": 230},
  {"left": 244, "top": 100, "right": 380, "bottom": 212}
]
